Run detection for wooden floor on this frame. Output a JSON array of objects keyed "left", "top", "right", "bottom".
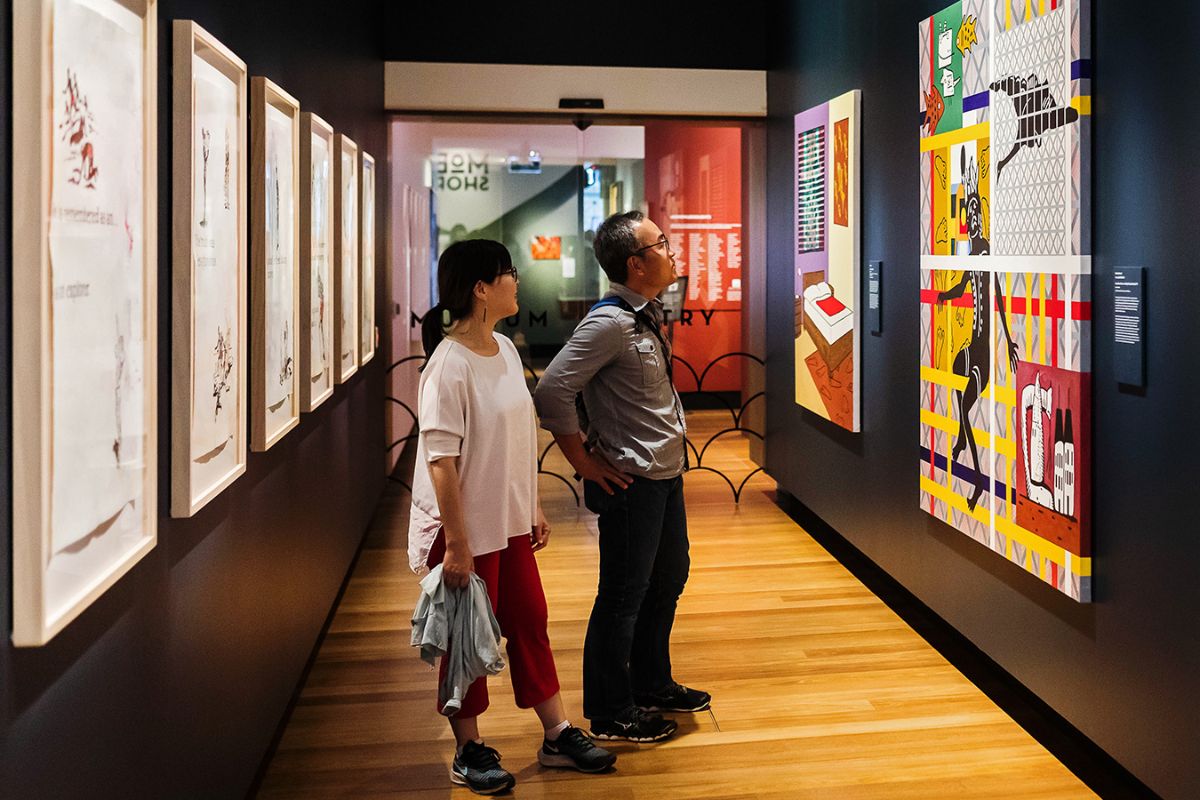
[{"left": 257, "top": 412, "right": 1095, "bottom": 799}]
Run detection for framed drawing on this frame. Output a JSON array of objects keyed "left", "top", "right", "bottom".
[
  {"left": 359, "top": 150, "right": 377, "bottom": 366},
  {"left": 171, "top": 21, "right": 247, "bottom": 517},
  {"left": 250, "top": 77, "right": 300, "bottom": 451},
  {"left": 917, "top": 0, "right": 1093, "bottom": 601},
  {"left": 299, "top": 112, "right": 335, "bottom": 411},
  {"left": 334, "top": 133, "right": 360, "bottom": 383},
  {"left": 793, "top": 89, "right": 861, "bottom": 432},
  {"left": 12, "top": 0, "right": 158, "bottom": 646}
]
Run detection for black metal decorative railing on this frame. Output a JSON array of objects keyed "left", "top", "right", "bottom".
[
  {"left": 384, "top": 354, "right": 427, "bottom": 493},
  {"left": 384, "top": 350, "right": 766, "bottom": 505},
  {"left": 672, "top": 352, "right": 766, "bottom": 504}
]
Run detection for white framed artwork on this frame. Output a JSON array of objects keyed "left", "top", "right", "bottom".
[
  {"left": 359, "top": 150, "right": 377, "bottom": 366},
  {"left": 250, "top": 77, "right": 300, "bottom": 451},
  {"left": 171, "top": 21, "right": 247, "bottom": 517},
  {"left": 12, "top": 0, "right": 159, "bottom": 646},
  {"left": 299, "top": 113, "right": 335, "bottom": 411},
  {"left": 334, "top": 133, "right": 360, "bottom": 383}
]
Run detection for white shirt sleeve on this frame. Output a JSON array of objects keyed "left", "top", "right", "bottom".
[{"left": 419, "top": 350, "right": 468, "bottom": 462}]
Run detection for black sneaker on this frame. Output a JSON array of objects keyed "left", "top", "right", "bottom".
[
  {"left": 589, "top": 707, "right": 678, "bottom": 743},
  {"left": 450, "top": 740, "right": 515, "bottom": 795},
  {"left": 634, "top": 681, "right": 712, "bottom": 713},
  {"left": 538, "top": 725, "right": 617, "bottom": 772}
]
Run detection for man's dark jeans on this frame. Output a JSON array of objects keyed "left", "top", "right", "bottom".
[{"left": 582, "top": 474, "right": 690, "bottom": 721}]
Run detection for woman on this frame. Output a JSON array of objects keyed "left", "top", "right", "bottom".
[{"left": 410, "top": 239, "right": 616, "bottom": 795}]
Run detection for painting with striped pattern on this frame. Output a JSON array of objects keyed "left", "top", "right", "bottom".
[
  {"left": 796, "top": 125, "right": 825, "bottom": 255},
  {"left": 918, "top": 0, "right": 1093, "bottom": 601}
]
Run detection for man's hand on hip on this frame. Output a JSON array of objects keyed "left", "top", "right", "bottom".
[
  {"left": 553, "top": 432, "right": 633, "bottom": 495},
  {"left": 576, "top": 451, "right": 632, "bottom": 495}
]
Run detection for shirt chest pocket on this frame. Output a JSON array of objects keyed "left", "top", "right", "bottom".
[{"left": 634, "top": 339, "right": 661, "bottom": 386}]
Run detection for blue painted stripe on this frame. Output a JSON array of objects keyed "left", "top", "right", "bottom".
[
  {"left": 919, "top": 446, "right": 1015, "bottom": 503},
  {"left": 1071, "top": 59, "right": 1093, "bottom": 80},
  {"left": 962, "top": 91, "right": 989, "bottom": 112}
]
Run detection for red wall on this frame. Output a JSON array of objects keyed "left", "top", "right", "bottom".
[{"left": 644, "top": 124, "right": 743, "bottom": 393}]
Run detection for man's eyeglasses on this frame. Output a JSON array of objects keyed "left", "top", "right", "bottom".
[{"left": 631, "top": 236, "right": 672, "bottom": 257}]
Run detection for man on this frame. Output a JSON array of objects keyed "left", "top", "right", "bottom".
[{"left": 534, "top": 210, "right": 710, "bottom": 743}]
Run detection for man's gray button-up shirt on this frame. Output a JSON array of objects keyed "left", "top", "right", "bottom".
[{"left": 534, "top": 283, "right": 686, "bottom": 480}]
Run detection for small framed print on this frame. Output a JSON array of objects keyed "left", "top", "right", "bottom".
[
  {"left": 171, "top": 20, "right": 248, "bottom": 517},
  {"left": 250, "top": 77, "right": 301, "bottom": 451},
  {"left": 359, "top": 150, "right": 377, "bottom": 366},
  {"left": 299, "top": 112, "right": 336, "bottom": 411},
  {"left": 334, "top": 133, "right": 360, "bottom": 383}
]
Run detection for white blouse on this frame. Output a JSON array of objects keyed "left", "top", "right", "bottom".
[{"left": 408, "top": 332, "right": 539, "bottom": 573}]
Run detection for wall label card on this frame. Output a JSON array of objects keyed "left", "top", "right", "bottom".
[
  {"left": 1113, "top": 267, "right": 1145, "bottom": 387},
  {"left": 868, "top": 260, "right": 883, "bottom": 336}
]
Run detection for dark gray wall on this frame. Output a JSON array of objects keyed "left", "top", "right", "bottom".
[
  {"left": 764, "top": 2, "right": 1199, "bottom": 798},
  {"left": 384, "top": 0, "right": 768, "bottom": 70},
  {"left": 1, "top": 1, "right": 388, "bottom": 797}
]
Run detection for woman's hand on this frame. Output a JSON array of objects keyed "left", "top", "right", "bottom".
[
  {"left": 442, "top": 542, "right": 474, "bottom": 590},
  {"left": 531, "top": 507, "right": 551, "bottom": 552}
]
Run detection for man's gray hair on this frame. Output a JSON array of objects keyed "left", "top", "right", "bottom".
[{"left": 592, "top": 210, "right": 644, "bottom": 284}]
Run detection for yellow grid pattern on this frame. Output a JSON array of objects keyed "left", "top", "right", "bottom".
[{"left": 921, "top": 475, "right": 1092, "bottom": 576}]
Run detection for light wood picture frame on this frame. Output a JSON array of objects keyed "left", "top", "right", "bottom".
[
  {"left": 359, "top": 150, "right": 377, "bottom": 365},
  {"left": 12, "top": 0, "right": 158, "bottom": 646},
  {"left": 250, "top": 77, "right": 301, "bottom": 451},
  {"left": 171, "top": 21, "right": 248, "bottom": 517},
  {"left": 299, "top": 112, "right": 336, "bottom": 411},
  {"left": 334, "top": 133, "right": 360, "bottom": 383}
]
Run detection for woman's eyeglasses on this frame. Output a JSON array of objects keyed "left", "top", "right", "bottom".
[
  {"left": 631, "top": 236, "right": 672, "bottom": 257},
  {"left": 498, "top": 265, "right": 519, "bottom": 281}
]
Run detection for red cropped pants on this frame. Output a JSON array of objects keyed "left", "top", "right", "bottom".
[{"left": 427, "top": 531, "right": 560, "bottom": 718}]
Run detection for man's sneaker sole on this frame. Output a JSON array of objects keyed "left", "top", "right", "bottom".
[
  {"left": 637, "top": 698, "right": 711, "bottom": 713},
  {"left": 449, "top": 767, "right": 515, "bottom": 795},
  {"left": 536, "top": 749, "right": 615, "bottom": 772},
  {"left": 588, "top": 724, "right": 677, "bottom": 743}
]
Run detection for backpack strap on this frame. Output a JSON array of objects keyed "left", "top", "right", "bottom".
[
  {"left": 587, "top": 295, "right": 674, "bottom": 382},
  {"left": 588, "top": 295, "right": 635, "bottom": 314}
]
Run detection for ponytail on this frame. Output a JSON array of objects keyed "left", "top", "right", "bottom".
[{"left": 421, "top": 303, "right": 447, "bottom": 362}]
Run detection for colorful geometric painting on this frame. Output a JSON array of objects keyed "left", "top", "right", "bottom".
[
  {"left": 918, "top": 0, "right": 1092, "bottom": 601},
  {"left": 794, "top": 90, "right": 861, "bottom": 432}
]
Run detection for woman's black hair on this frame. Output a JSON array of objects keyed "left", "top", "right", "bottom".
[{"left": 421, "top": 239, "right": 513, "bottom": 360}]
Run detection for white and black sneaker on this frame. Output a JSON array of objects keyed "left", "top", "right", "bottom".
[
  {"left": 450, "top": 740, "right": 515, "bottom": 795},
  {"left": 635, "top": 681, "right": 712, "bottom": 713},
  {"left": 537, "top": 725, "right": 617, "bottom": 772},
  {"left": 589, "top": 707, "right": 678, "bottom": 743}
]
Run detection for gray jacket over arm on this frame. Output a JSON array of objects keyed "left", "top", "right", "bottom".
[{"left": 410, "top": 564, "right": 505, "bottom": 716}]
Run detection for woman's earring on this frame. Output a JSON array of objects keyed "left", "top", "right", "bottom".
[{"left": 441, "top": 308, "right": 452, "bottom": 327}]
